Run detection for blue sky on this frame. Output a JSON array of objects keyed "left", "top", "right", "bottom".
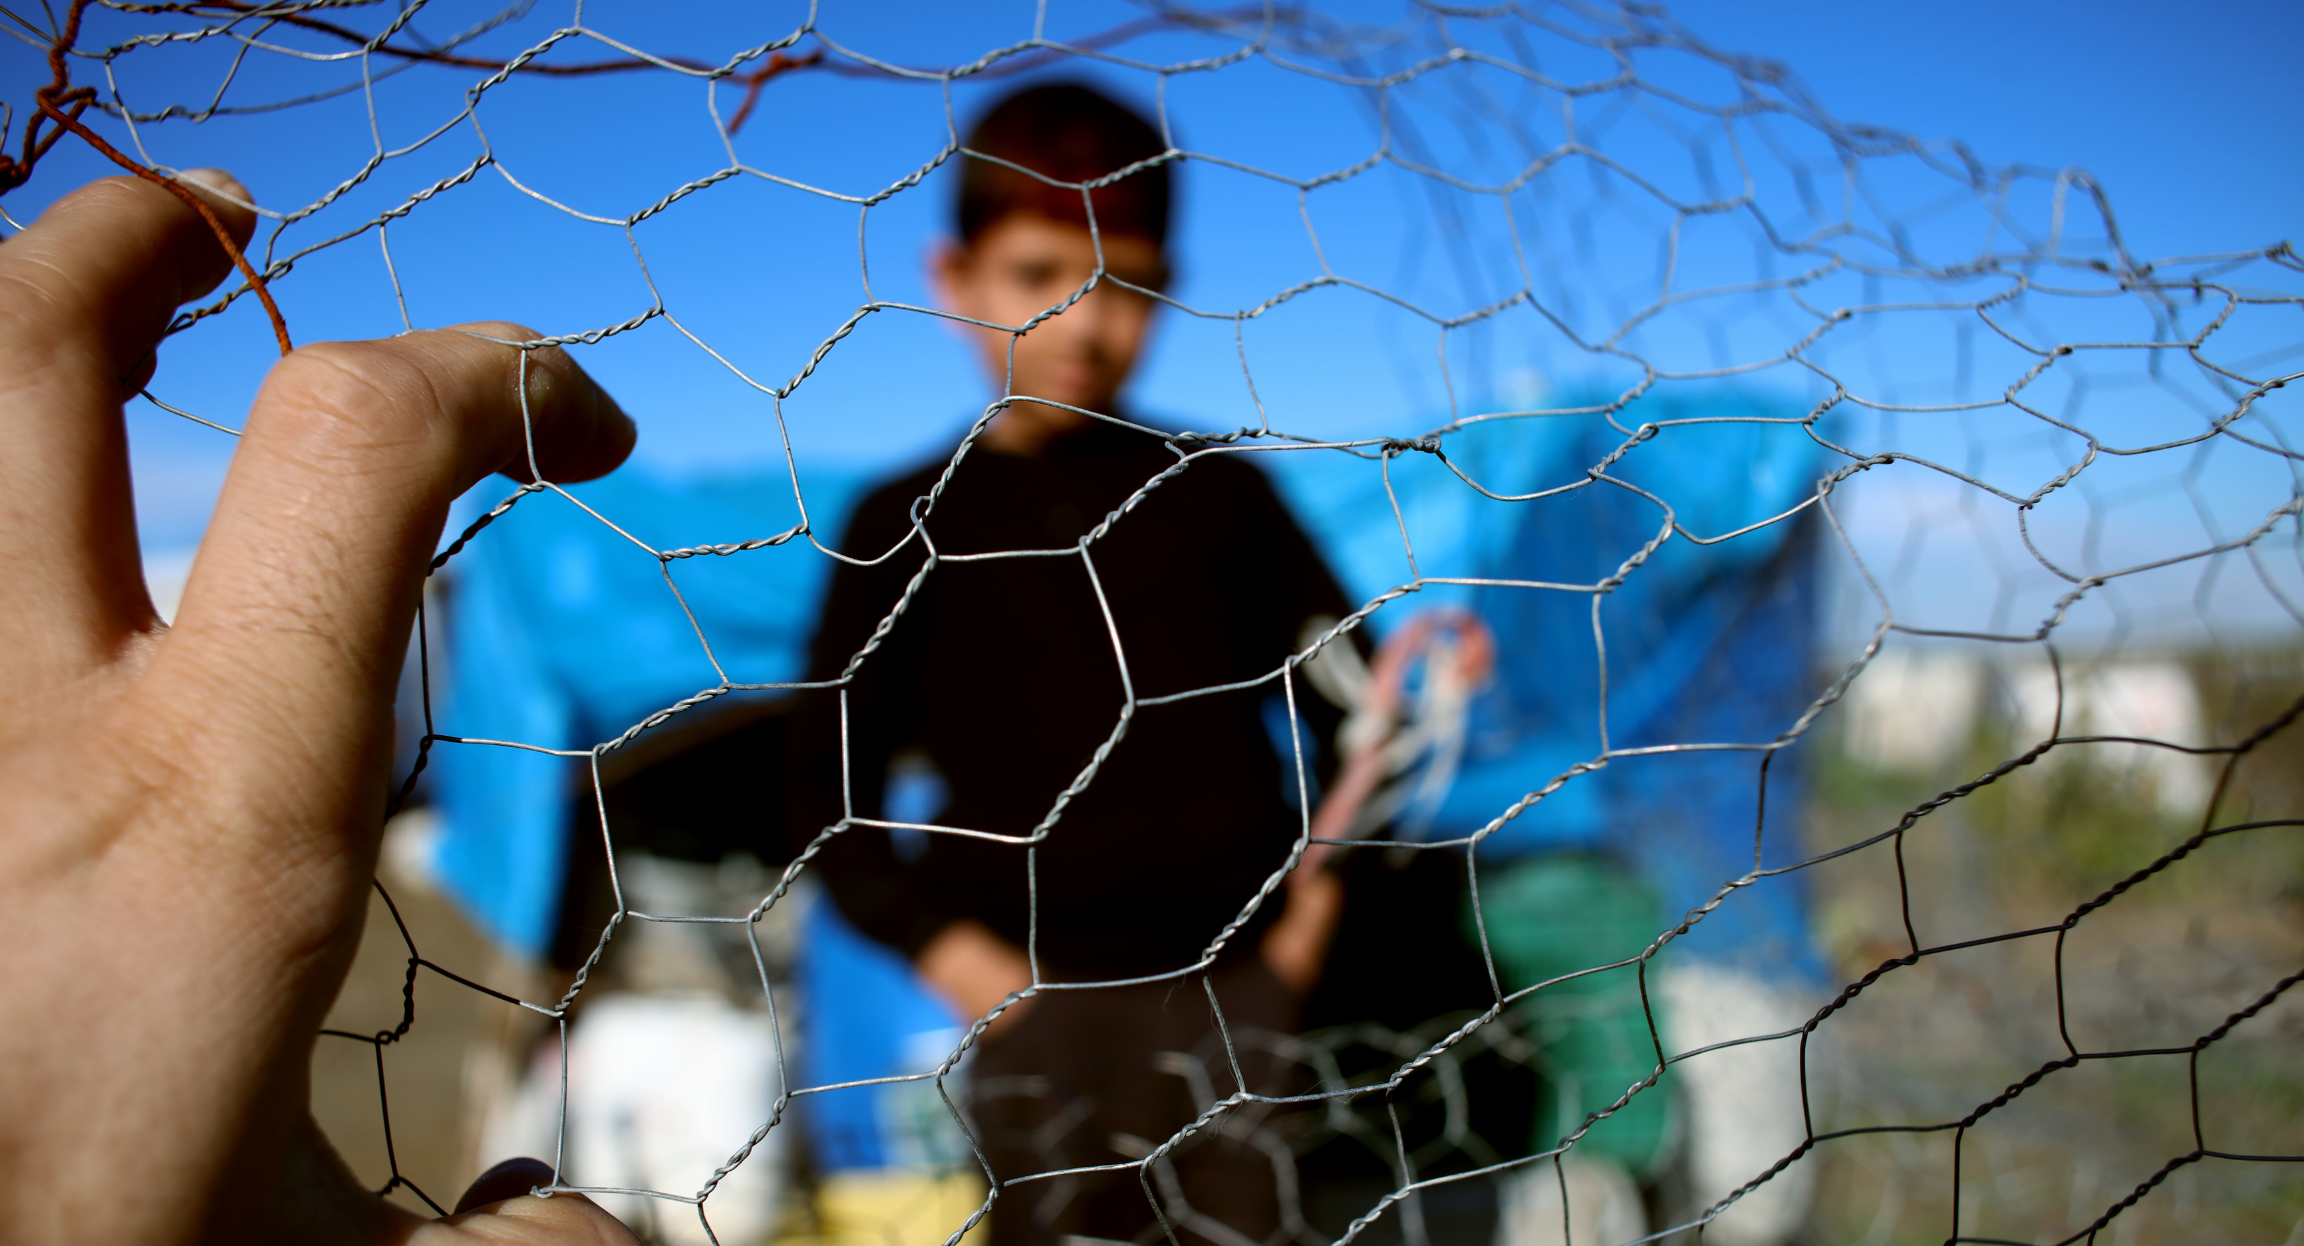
[
  {"left": 2, "top": 0, "right": 2297, "bottom": 642},
  {"left": 1663, "top": 0, "right": 2298, "bottom": 264}
]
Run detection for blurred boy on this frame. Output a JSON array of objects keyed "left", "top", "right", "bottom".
[{"left": 785, "top": 83, "right": 1356, "bottom": 1246}]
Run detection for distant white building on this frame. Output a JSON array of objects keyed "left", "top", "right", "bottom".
[{"left": 1837, "top": 648, "right": 2209, "bottom": 816}]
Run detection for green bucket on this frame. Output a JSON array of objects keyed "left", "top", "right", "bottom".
[{"left": 1466, "top": 853, "right": 1675, "bottom": 1175}]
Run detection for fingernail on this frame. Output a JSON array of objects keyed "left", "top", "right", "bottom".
[
  {"left": 178, "top": 168, "right": 250, "bottom": 203},
  {"left": 454, "top": 1155, "right": 557, "bottom": 1214}
]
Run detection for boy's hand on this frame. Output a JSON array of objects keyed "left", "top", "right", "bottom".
[
  {"left": 919, "top": 919, "right": 1037, "bottom": 1038},
  {"left": 1260, "top": 863, "right": 1343, "bottom": 996},
  {"left": 0, "top": 171, "right": 637, "bottom": 1243}
]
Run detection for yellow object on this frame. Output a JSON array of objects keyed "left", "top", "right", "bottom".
[{"left": 789, "top": 1171, "right": 992, "bottom": 1246}]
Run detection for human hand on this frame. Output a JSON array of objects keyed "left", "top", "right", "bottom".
[
  {"left": 917, "top": 919, "right": 1037, "bottom": 1039},
  {"left": 1259, "top": 862, "right": 1342, "bottom": 996},
  {"left": 917, "top": 900, "right": 1341, "bottom": 1035},
  {"left": 0, "top": 172, "right": 637, "bottom": 1243}
]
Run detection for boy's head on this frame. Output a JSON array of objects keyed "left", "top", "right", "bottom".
[{"left": 933, "top": 83, "right": 1171, "bottom": 453}]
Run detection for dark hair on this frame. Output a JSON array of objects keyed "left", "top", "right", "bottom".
[{"left": 956, "top": 83, "right": 1172, "bottom": 248}]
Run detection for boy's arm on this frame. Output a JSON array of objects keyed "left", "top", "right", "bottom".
[
  {"left": 1241, "top": 462, "right": 1362, "bottom": 794},
  {"left": 783, "top": 509, "right": 1036, "bottom": 1030},
  {"left": 781, "top": 490, "right": 961, "bottom": 955},
  {"left": 1229, "top": 461, "right": 1365, "bottom": 992}
]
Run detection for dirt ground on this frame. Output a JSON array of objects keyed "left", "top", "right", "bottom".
[
  {"left": 312, "top": 653, "right": 2304, "bottom": 1244},
  {"left": 1792, "top": 653, "right": 2304, "bottom": 1246},
  {"left": 312, "top": 813, "right": 523, "bottom": 1220}
]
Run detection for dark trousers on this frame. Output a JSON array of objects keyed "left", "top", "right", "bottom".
[{"left": 967, "top": 959, "right": 1302, "bottom": 1246}]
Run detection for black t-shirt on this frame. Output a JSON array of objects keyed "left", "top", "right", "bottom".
[{"left": 783, "top": 419, "right": 1355, "bottom": 979}]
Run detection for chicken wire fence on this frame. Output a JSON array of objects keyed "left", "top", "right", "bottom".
[{"left": 4, "top": 1, "right": 2301, "bottom": 1244}]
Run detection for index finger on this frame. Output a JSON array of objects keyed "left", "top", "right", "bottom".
[
  {"left": 0, "top": 171, "right": 257, "bottom": 681},
  {"left": 142, "top": 323, "right": 632, "bottom": 843}
]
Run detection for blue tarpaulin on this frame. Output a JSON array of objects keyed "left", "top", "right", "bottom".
[
  {"left": 430, "top": 462, "right": 969, "bottom": 1176},
  {"left": 1265, "top": 393, "right": 1827, "bottom": 976},
  {"left": 432, "top": 392, "right": 1830, "bottom": 1173},
  {"left": 433, "top": 465, "right": 867, "bottom": 956}
]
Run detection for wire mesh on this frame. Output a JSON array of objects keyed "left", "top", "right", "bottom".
[{"left": 4, "top": 1, "right": 2299, "bottom": 1244}]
